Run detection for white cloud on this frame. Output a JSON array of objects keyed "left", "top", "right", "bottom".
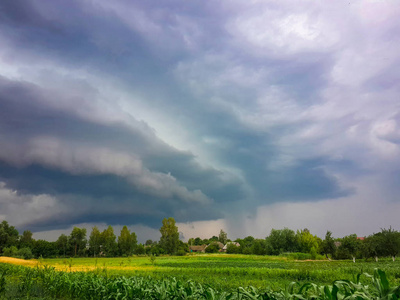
[{"left": 0, "top": 182, "right": 65, "bottom": 228}]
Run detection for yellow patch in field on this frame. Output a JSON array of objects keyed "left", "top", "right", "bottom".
[
  {"left": 0, "top": 257, "right": 157, "bottom": 274},
  {"left": 0, "top": 256, "right": 38, "bottom": 267},
  {"left": 37, "top": 264, "right": 157, "bottom": 273}
]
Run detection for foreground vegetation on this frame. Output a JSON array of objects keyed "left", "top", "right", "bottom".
[
  {"left": 1, "top": 260, "right": 400, "bottom": 299},
  {"left": 2, "top": 254, "right": 400, "bottom": 295},
  {"left": 25, "top": 255, "right": 399, "bottom": 290}
]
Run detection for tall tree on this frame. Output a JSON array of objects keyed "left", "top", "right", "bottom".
[
  {"left": 218, "top": 229, "right": 228, "bottom": 244},
  {"left": 0, "top": 220, "right": 19, "bottom": 253},
  {"left": 380, "top": 227, "right": 400, "bottom": 261},
  {"left": 32, "top": 240, "right": 58, "bottom": 258},
  {"left": 101, "top": 225, "right": 118, "bottom": 256},
  {"left": 296, "top": 229, "right": 320, "bottom": 254},
  {"left": 363, "top": 233, "right": 384, "bottom": 261},
  {"left": 118, "top": 226, "right": 137, "bottom": 256},
  {"left": 337, "top": 234, "right": 362, "bottom": 262},
  {"left": 19, "top": 230, "right": 34, "bottom": 249},
  {"left": 266, "top": 228, "right": 298, "bottom": 255},
  {"left": 159, "top": 217, "right": 179, "bottom": 254},
  {"left": 193, "top": 237, "right": 202, "bottom": 245},
  {"left": 251, "top": 239, "right": 267, "bottom": 255},
  {"left": 88, "top": 226, "right": 102, "bottom": 257},
  {"left": 321, "top": 231, "right": 336, "bottom": 259},
  {"left": 69, "top": 227, "right": 87, "bottom": 257},
  {"left": 56, "top": 234, "right": 68, "bottom": 257}
]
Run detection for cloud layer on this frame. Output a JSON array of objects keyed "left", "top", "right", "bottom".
[{"left": 0, "top": 0, "right": 400, "bottom": 240}]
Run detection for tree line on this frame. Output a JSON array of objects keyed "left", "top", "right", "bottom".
[
  {"left": 1, "top": 219, "right": 400, "bottom": 261},
  {"left": 208, "top": 228, "right": 400, "bottom": 262},
  {"left": 0, "top": 217, "right": 184, "bottom": 259}
]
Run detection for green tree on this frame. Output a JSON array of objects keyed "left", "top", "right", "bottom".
[
  {"left": 88, "top": 226, "right": 102, "bottom": 257},
  {"left": 218, "top": 229, "right": 228, "bottom": 244},
  {"left": 118, "top": 226, "right": 137, "bottom": 256},
  {"left": 266, "top": 228, "right": 298, "bottom": 255},
  {"left": 363, "top": 233, "right": 384, "bottom": 261},
  {"left": 17, "top": 247, "right": 33, "bottom": 259},
  {"left": 0, "top": 221, "right": 19, "bottom": 253},
  {"left": 56, "top": 234, "right": 68, "bottom": 257},
  {"left": 226, "top": 242, "right": 240, "bottom": 254},
  {"left": 101, "top": 226, "right": 118, "bottom": 257},
  {"left": 159, "top": 217, "right": 179, "bottom": 254},
  {"left": 69, "top": 227, "right": 87, "bottom": 257},
  {"left": 145, "top": 239, "right": 155, "bottom": 246},
  {"left": 380, "top": 227, "right": 400, "bottom": 261},
  {"left": 296, "top": 229, "right": 320, "bottom": 254},
  {"left": 251, "top": 239, "right": 267, "bottom": 255},
  {"left": 234, "top": 236, "right": 255, "bottom": 254},
  {"left": 205, "top": 242, "right": 220, "bottom": 253},
  {"left": 19, "top": 230, "right": 34, "bottom": 249},
  {"left": 321, "top": 231, "right": 336, "bottom": 259},
  {"left": 194, "top": 237, "right": 202, "bottom": 245},
  {"left": 3, "top": 246, "right": 18, "bottom": 257},
  {"left": 135, "top": 244, "right": 145, "bottom": 255},
  {"left": 337, "top": 234, "right": 362, "bottom": 262},
  {"left": 176, "top": 240, "right": 189, "bottom": 256},
  {"left": 32, "top": 240, "right": 58, "bottom": 258}
]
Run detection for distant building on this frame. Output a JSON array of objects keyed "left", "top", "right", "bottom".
[{"left": 189, "top": 245, "right": 207, "bottom": 253}]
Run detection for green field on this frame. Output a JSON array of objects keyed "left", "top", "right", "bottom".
[
  {"left": 31, "top": 254, "right": 400, "bottom": 289},
  {"left": 1, "top": 254, "right": 400, "bottom": 299}
]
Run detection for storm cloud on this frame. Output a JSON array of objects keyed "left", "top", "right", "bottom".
[{"left": 0, "top": 0, "right": 399, "bottom": 240}]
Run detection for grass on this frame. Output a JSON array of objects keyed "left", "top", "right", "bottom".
[
  {"left": 1, "top": 259, "right": 400, "bottom": 299},
  {"left": 2, "top": 254, "right": 400, "bottom": 291}
]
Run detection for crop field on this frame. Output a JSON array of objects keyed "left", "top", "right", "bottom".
[{"left": 1, "top": 254, "right": 400, "bottom": 299}]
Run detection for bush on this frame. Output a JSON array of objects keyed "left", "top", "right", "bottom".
[
  {"left": 226, "top": 243, "right": 240, "bottom": 254},
  {"left": 310, "top": 247, "right": 317, "bottom": 260},
  {"left": 205, "top": 244, "right": 220, "bottom": 253},
  {"left": 176, "top": 249, "right": 186, "bottom": 256},
  {"left": 135, "top": 244, "right": 145, "bottom": 255},
  {"left": 2, "top": 246, "right": 18, "bottom": 257},
  {"left": 242, "top": 247, "right": 252, "bottom": 255},
  {"left": 17, "top": 248, "right": 33, "bottom": 259}
]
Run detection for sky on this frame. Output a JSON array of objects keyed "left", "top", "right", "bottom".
[{"left": 0, "top": 0, "right": 400, "bottom": 243}]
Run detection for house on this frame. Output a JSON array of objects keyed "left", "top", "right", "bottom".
[{"left": 189, "top": 245, "right": 207, "bottom": 253}]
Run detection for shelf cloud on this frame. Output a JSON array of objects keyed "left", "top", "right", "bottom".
[{"left": 0, "top": 0, "right": 399, "bottom": 240}]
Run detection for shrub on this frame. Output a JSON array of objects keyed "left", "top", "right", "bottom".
[
  {"left": 176, "top": 249, "right": 186, "bottom": 256},
  {"left": 205, "top": 243, "right": 219, "bottom": 253},
  {"left": 2, "top": 246, "right": 18, "bottom": 257},
  {"left": 226, "top": 243, "right": 240, "bottom": 254},
  {"left": 17, "top": 248, "right": 33, "bottom": 260},
  {"left": 135, "top": 244, "right": 145, "bottom": 255},
  {"left": 310, "top": 246, "right": 317, "bottom": 260}
]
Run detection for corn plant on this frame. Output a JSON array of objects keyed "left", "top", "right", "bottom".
[{"left": 0, "top": 268, "right": 7, "bottom": 297}]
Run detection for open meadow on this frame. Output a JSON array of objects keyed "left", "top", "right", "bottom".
[{"left": 1, "top": 254, "right": 400, "bottom": 299}]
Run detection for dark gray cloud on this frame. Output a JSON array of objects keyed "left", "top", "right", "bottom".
[{"left": 0, "top": 0, "right": 399, "bottom": 238}]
